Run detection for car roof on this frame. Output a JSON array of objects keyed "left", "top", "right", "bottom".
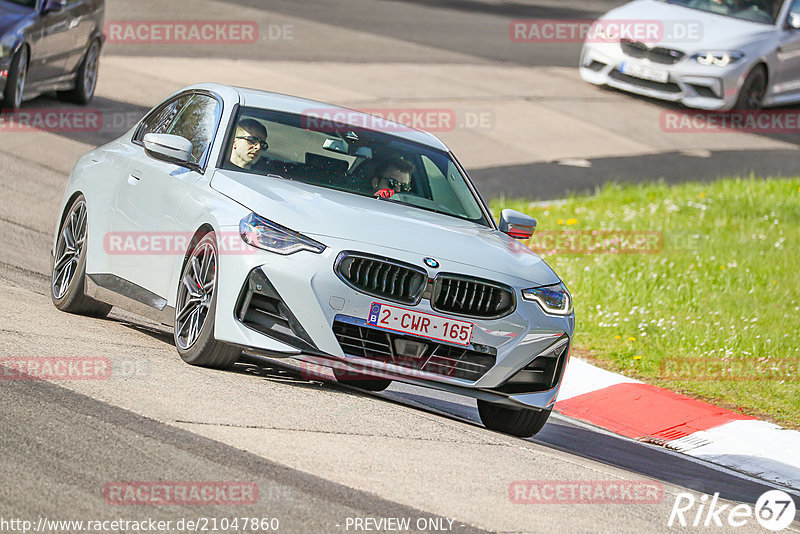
[{"left": 184, "top": 82, "right": 450, "bottom": 152}]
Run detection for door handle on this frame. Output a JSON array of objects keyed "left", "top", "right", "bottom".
[{"left": 128, "top": 170, "right": 142, "bottom": 184}]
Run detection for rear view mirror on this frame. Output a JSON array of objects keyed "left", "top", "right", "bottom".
[
  {"left": 499, "top": 209, "right": 536, "bottom": 239},
  {"left": 323, "top": 138, "right": 348, "bottom": 154},
  {"left": 143, "top": 133, "right": 193, "bottom": 166},
  {"left": 790, "top": 13, "right": 800, "bottom": 30}
]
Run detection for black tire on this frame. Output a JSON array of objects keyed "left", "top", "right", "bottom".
[
  {"left": 733, "top": 65, "right": 767, "bottom": 111},
  {"left": 2, "top": 45, "right": 28, "bottom": 110},
  {"left": 174, "top": 233, "right": 240, "bottom": 369},
  {"left": 477, "top": 399, "right": 551, "bottom": 437},
  {"left": 333, "top": 367, "right": 392, "bottom": 392},
  {"left": 57, "top": 39, "right": 100, "bottom": 105},
  {"left": 51, "top": 195, "right": 112, "bottom": 317}
]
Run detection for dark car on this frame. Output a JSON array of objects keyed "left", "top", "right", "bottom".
[{"left": 1, "top": 0, "right": 104, "bottom": 109}]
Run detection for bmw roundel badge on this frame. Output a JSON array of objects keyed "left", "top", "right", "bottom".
[{"left": 424, "top": 258, "right": 440, "bottom": 269}]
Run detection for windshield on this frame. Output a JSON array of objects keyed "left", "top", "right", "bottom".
[
  {"left": 656, "top": 0, "right": 784, "bottom": 23},
  {"left": 221, "top": 107, "right": 491, "bottom": 226}
]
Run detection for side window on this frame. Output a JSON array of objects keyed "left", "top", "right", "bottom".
[
  {"left": 167, "top": 94, "right": 222, "bottom": 166},
  {"left": 134, "top": 95, "right": 191, "bottom": 143}
]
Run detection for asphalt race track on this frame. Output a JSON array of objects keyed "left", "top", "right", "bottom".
[{"left": 1, "top": 0, "right": 799, "bottom": 533}]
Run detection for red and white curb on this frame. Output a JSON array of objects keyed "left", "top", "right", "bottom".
[{"left": 556, "top": 358, "right": 800, "bottom": 490}]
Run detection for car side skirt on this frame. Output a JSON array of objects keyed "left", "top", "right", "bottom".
[{"left": 85, "top": 273, "right": 174, "bottom": 325}]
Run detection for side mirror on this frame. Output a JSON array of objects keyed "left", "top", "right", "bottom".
[
  {"left": 790, "top": 13, "right": 800, "bottom": 30},
  {"left": 42, "top": 0, "right": 67, "bottom": 14},
  {"left": 143, "top": 133, "right": 193, "bottom": 166},
  {"left": 499, "top": 209, "right": 536, "bottom": 239}
]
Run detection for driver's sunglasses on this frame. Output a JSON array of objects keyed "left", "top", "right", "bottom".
[
  {"left": 236, "top": 135, "right": 269, "bottom": 150},
  {"left": 385, "top": 177, "right": 412, "bottom": 192}
]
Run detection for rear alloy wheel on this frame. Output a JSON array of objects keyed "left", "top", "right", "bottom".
[
  {"left": 734, "top": 66, "right": 767, "bottom": 111},
  {"left": 58, "top": 39, "right": 100, "bottom": 105},
  {"left": 333, "top": 367, "right": 392, "bottom": 392},
  {"left": 2, "top": 46, "right": 28, "bottom": 110},
  {"left": 477, "top": 399, "right": 551, "bottom": 437},
  {"left": 174, "top": 233, "right": 240, "bottom": 369},
  {"left": 51, "top": 195, "right": 112, "bottom": 317}
]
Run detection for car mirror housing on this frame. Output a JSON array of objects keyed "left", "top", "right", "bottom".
[
  {"left": 42, "top": 0, "right": 67, "bottom": 14},
  {"left": 790, "top": 13, "right": 800, "bottom": 30},
  {"left": 499, "top": 209, "right": 536, "bottom": 239},
  {"left": 143, "top": 133, "right": 194, "bottom": 167}
]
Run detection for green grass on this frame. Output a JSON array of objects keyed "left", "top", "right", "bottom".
[{"left": 493, "top": 177, "right": 800, "bottom": 429}]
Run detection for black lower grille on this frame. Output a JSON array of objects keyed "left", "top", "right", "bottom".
[
  {"left": 689, "top": 84, "right": 719, "bottom": 99},
  {"left": 236, "top": 269, "right": 317, "bottom": 352},
  {"left": 497, "top": 337, "right": 570, "bottom": 394},
  {"left": 335, "top": 252, "right": 427, "bottom": 305},
  {"left": 586, "top": 60, "right": 606, "bottom": 72},
  {"left": 333, "top": 320, "right": 496, "bottom": 382},
  {"left": 432, "top": 275, "right": 514, "bottom": 319},
  {"left": 609, "top": 69, "right": 681, "bottom": 93}
]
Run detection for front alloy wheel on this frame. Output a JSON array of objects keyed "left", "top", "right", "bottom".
[
  {"left": 51, "top": 195, "right": 111, "bottom": 317},
  {"left": 174, "top": 233, "right": 240, "bottom": 368},
  {"left": 734, "top": 66, "right": 767, "bottom": 111},
  {"left": 58, "top": 39, "right": 100, "bottom": 105},
  {"left": 2, "top": 46, "right": 28, "bottom": 110}
]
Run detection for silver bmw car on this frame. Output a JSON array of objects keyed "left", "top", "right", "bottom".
[
  {"left": 51, "top": 83, "right": 574, "bottom": 437},
  {"left": 580, "top": 0, "right": 800, "bottom": 110}
]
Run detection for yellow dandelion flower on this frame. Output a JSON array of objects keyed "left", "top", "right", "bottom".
[
  {"left": 628, "top": 336, "right": 636, "bottom": 341},
  {"left": 614, "top": 335, "right": 622, "bottom": 340},
  {"left": 633, "top": 355, "right": 643, "bottom": 360},
  {"left": 566, "top": 218, "right": 578, "bottom": 225},
  {"left": 699, "top": 192, "right": 706, "bottom": 199},
  {"left": 557, "top": 219, "right": 564, "bottom": 225}
]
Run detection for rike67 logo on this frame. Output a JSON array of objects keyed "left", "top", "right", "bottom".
[{"left": 669, "top": 490, "right": 796, "bottom": 531}]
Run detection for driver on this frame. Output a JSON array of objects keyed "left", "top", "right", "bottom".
[
  {"left": 371, "top": 158, "right": 415, "bottom": 198},
  {"left": 230, "top": 118, "right": 268, "bottom": 169}
]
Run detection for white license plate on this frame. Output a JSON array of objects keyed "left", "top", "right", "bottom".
[
  {"left": 367, "top": 302, "right": 473, "bottom": 346},
  {"left": 620, "top": 61, "right": 669, "bottom": 84}
]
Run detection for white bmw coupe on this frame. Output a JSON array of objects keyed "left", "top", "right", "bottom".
[{"left": 51, "top": 83, "right": 575, "bottom": 437}]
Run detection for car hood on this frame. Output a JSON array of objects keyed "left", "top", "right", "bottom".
[
  {"left": 601, "top": 0, "right": 776, "bottom": 51},
  {"left": 211, "top": 169, "right": 560, "bottom": 286},
  {"left": 0, "top": 3, "right": 31, "bottom": 35}
]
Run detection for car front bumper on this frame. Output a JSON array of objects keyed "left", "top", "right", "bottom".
[
  {"left": 212, "top": 230, "right": 575, "bottom": 411},
  {"left": 579, "top": 42, "right": 750, "bottom": 111}
]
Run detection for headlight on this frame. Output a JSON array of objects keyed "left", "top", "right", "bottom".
[
  {"left": 522, "top": 282, "right": 573, "bottom": 315},
  {"left": 239, "top": 213, "right": 326, "bottom": 255},
  {"left": 693, "top": 51, "right": 744, "bottom": 67}
]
